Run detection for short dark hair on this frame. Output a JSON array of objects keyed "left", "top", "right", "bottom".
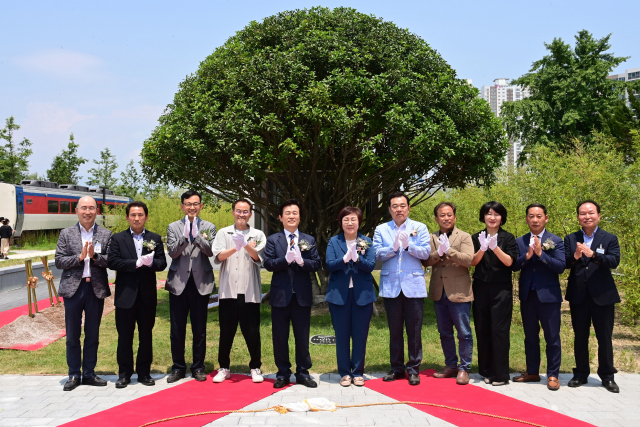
[
  {"left": 126, "top": 201, "right": 148, "bottom": 216},
  {"left": 181, "top": 190, "right": 202, "bottom": 204},
  {"left": 232, "top": 198, "right": 253, "bottom": 212},
  {"left": 479, "top": 201, "right": 508, "bottom": 225},
  {"left": 434, "top": 202, "right": 456, "bottom": 217},
  {"left": 388, "top": 191, "right": 409, "bottom": 206},
  {"left": 279, "top": 198, "right": 301, "bottom": 216},
  {"left": 525, "top": 203, "right": 547, "bottom": 216},
  {"left": 576, "top": 199, "right": 600, "bottom": 214},
  {"left": 337, "top": 206, "right": 363, "bottom": 225}
]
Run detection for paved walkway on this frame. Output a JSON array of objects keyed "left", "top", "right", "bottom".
[
  {"left": 0, "top": 372, "right": 638, "bottom": 427},
  {"left": 2, "top": 249, "right": 56, "bottom": 261}
]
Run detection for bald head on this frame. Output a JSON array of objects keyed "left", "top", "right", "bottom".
[{"left": 76, "top": 196, "right": 98, "bottom": 229}]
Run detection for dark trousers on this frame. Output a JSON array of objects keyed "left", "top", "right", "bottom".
[
  {"left": 218, "top": 294, "right": 262, "bottom": 370},
  {"left": 115, "top": 290, "right": 156, "bottom": 378},
  {"left": 169, "top": 276, "right": 210, "bottom": 373},
  {"left": 570, "top": 292, "right": 617, "bottom": 381},
  {"left": 472, "top": 280, "right": 512, "bottom": 382},
  {"left": 383, "top": 291, "right": 424, "bottom": 375},
  {"left": 64, "top": 280, "right": 104, "bottom": 379},
  {"left": 521, "top": 290, "right": 562, "bottom": 377},
  {"left": 271, "top": 295, "right": 312, "bottom": 381},
  {"left": 329, "top": 288, "right": 374, "bottom": 377}
]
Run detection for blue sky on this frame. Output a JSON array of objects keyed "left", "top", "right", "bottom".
[{"left": 1, "top": 0, "right": 638, "bottom": 183}]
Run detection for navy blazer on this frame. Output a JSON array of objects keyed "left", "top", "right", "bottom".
[
  {"left": 564, "top": 228, "right": 621, "bottom": 306},
  {"left": 512, "top": 230, "right": 565, "bottom": 303},
  {"left": 263, "top": 231, "right": 321, "bottom": 307},
  {"left": 325, "top": 233, "right": 377, "bottom": 306}
]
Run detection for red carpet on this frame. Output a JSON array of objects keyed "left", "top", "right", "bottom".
[
  {"left": 61, "top": 372, "right": 288, "bottom": 427},
  {"left": 0, "top": 297, "right": 64, "bottom": 327},
  {"left": 366, "top": 369, "right": 593, "bottom": 426}
]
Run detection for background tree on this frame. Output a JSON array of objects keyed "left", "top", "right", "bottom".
[
  {"left": 141, "top": 7, "right": 506, "bottom": 292},
  {"left": 501, "top": 30, "right": 628, "bottom": 156},
  {"left": 602, "top": 81, "right": 640, "bottom": 163},
  {"left": 0, "top": 116, "right": 33, "bottom": 184},
  {"left": 117, "top": 159, "right": 141, "bottom": 199},
  {"left": 86, "top": 147, "right": 119, "bottom": 189},
  {"left": 46, "top": 133, "right": 88, "bottom": 184}
]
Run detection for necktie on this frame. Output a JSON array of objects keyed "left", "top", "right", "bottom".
[
  {"left": 190, "top": 222, "right": 195, "bottom": 243},
  {"left": 289, "top": 233, "right": 295, "bottom": 251}
]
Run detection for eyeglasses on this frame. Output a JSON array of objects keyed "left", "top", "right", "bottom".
[
  {"left": 234, "top": 210, "right": 251, "bottom": 215},
  {"left": 78, "top": 206, "right": 97, "bottom": 212},
  {"left": 183, "top": 203, "right": 201, "bottom": 208}
]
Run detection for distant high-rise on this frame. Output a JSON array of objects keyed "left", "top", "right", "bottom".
[
  {"left": 479, "top": 78, "right": 531, "bottom": 166},
  {"left": 607, "top": 66, "right": 640, "bottom": 109}
]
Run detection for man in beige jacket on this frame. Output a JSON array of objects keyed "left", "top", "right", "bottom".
[{"left": 423, "top": 202, "right": 474, "bottom": 385}]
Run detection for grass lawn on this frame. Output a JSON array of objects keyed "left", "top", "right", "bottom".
[{"left": 1, "top": 271, "right": 637, "bottom": 376}]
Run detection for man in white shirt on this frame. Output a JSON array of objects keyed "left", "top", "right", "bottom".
[{"left": 211, "top": 199, "right": 266, "bottom": 383}]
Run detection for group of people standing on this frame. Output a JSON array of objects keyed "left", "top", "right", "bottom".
[{"left": 54, "top": 190, "right": 622, "bottom": 395}]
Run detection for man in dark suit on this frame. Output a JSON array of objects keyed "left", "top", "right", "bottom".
[
  {"left": 107, "top": 201, "right": 167, "bottom": 388},
  {"left": 165, "top": 190, "right": 217, "bottom": 383},
  {"left": 564, "top": 200, "right": 621, "bottom": 393},
  {"left": 564, "top": 200, "right": 620, "bottom": 393},
  {"left": 55, "top": 196, "right": 112, "bottom": 391},
  {"left": 263, "top": 198, "right": 321, "bottom": 388},
  {"left": 511, "top": 204, "right": 565, "bottom": 390}
]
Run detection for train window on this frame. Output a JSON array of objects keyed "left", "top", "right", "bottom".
[
  {"left": 26, "top": 199, "right": 32, "bottom": 204},
  {"left": 18, "top": 202, "right": 23, "bottom": 214},
  {"left": 48, "top": 200, "right": 59, "bottom": 213},
  {"left": 71, "top": 201, "right": 78, "bottom": 212},
  {"left": 60, "top": 201, "right": 71, "bottom": 213}
]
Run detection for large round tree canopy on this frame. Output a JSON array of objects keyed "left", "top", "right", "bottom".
[{"left": 142, "top": 6, "right": 505, "bottom": 259}]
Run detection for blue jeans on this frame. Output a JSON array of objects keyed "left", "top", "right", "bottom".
[{"left": 433, "top": 291, "right": 473, "bottom": 372}]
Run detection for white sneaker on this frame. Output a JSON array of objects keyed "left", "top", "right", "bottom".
[
  {"left": 251, "top": 368, "right": 264, "bottom": 383},
  {"left": 213, "top": 368, "right": 230, "bottom": 383}
]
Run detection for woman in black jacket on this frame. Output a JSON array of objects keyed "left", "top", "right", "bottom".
[{"left": 471, "top": 201, "right": 517, "bottom": 386}]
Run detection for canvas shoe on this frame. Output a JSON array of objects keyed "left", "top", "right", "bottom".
[
  {"left": 213, "top": 368, "right": 230, "bottom": 383},
  {"left": 251, "top": 368, "right": 264, "bottom": 383}
]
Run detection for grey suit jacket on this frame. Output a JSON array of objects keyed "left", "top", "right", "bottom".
[
  {"left": 166, "top": 217, "right": 216, "bottom": 296},
  {"left": 55, "top": 223, "right": 112, "bottom": 299}
]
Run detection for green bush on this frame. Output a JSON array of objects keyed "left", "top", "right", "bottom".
[
  {"left": 412, "top": 135, "right": 640, "bottom": 323},
  {"left": 104, "top": 196, "right": 235, "bottom": 239}
]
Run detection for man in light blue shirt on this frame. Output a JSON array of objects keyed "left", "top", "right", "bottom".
[{"left": 373, "top": 191, "right": 431, "bottom": 385}]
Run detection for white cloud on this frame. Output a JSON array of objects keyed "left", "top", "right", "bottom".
[
  {"left": 13, "top": 49, "right": 105, "bottom": 81},
  {"left": 22, "top": 102, "right": 97, "bottom": 134}
]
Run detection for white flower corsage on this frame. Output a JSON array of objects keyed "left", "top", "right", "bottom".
[
  {"left": 200, "top": 230, "right": 214, "bottom": 241},
  {"left": 542, "top": 238, "right": 556, "bottom": 251},
  {"left": 248, "top": 236, "right": 262, "bottom": 246},
  {"left": 298, "top": 240, "right": 314, "bottom": 251},
  {"left": 356, "top": 238, "right": 371, "bottom": 254},
  {"left": 409, "top": 229, "right": 418, "bottom": 237},
  {"left": 142, "top": 240, "right": 156, "bottom": 251}
]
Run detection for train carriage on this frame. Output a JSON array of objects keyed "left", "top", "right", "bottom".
[{"left": 0, "top": 180, "right": 130, "bottom": 237}]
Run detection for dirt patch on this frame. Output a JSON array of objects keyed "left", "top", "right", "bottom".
[{"left": 0, "top": 284, "right": 116, "bottom": 349}]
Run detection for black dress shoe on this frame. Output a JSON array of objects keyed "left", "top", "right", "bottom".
[
  {"left": 166, "top": 371, "right": 186, "bottom": 383},
  {"left": 273, "top": 377, "right": 290, "bottom": 388},
  {"left": 297, "top": 378, "right": 317, "bottom": 388},
  {"left": 602, "top": 380, "right": 619, "bottom": 393},
  {"left": 192, "top": 369, "right": 207, "bottom": 382},
  {"left": 138, "top": 376, "right": 155, "bottom": 386},
  {"left": 408, "top": 374, "right": 420, "bottom": 386},
  {"left": 568, "top": 376, "right": 588, "bottom": 388},
  {"left": 383, "top": 371, "right": 406, "bottom": 382},
  {"left": 63, "top": 377, "right": 80, "bottom": 391},
  {"left": 115, "top": 377, "right": 131, "bottom": 389},
  {"left": 82, "top": 376, "right": 107, "bottom": 386}
]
